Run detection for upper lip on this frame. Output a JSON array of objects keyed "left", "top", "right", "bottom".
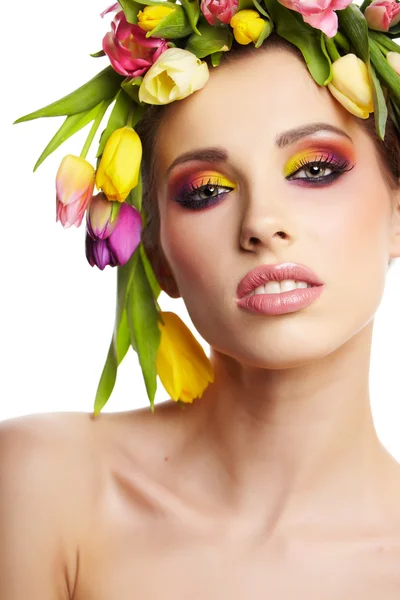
[{"left": 236, "top": 262, "right": 324, "bottom": 299}]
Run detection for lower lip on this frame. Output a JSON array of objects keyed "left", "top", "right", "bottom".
[{"left": 236, "top": 285, "right": 325, "bottom": 315}]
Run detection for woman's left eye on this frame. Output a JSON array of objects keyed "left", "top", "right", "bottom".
[{"left": 286, "top": 156, "right": 354, "bottom": 184}]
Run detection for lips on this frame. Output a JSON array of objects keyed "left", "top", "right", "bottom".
[{"left": 236, "top": 262, "right": 324, "bottom": 300}]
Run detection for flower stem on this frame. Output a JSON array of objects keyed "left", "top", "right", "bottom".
[
  {"left": 333, "top": 32, "right": 350, "bottom": 53},
  {"left": 325, "top": 37, "right": 341, "bottom": 62},
  {"left": 80, "top": 100, "right": 110, "bottom": 159},
  {"left": 126, "top": 105, "right": 135, "bottom": 129}
]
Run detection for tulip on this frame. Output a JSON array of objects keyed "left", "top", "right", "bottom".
[
  {"left": 86, "top": 192, "right": 119, "bottom": 239},
  {"left": 137, "top": 5, "right": 177, "bottom": 32},
  {"left": 56, "top": 155, "right": 95, "bottom": 228},
  {"left": 365, "top": 0, "right": 400, "bottom": 32},
  {"left": 102, "top": 10, "right": 169, "bottom": 77},
  {"left": 85, "top": 202, "right": 142, "bottom": 269},
  {"left": 277, "top": 0, "right": 352, "bottom": 37},
  {"left": 327, "top": 54, "right": 374, "bottom": 119},
  {"left": 138, "top": 47, "right": 209, "bottom": 105},
  {"left": 96, "top": 126, "right": 142, "bottom": 202},
  {"left": 201, "top": 0, "right": 239, "bottom": 26},
  {"left": 100, "top": 2, "right": 119, "bottom": 18},
  {"left": 229, "top": 10, "right": 265, "bottom": 45},
  {"left": 156, "top": 311, "right": 214, "bottom": 403},
  {"left": 387, "top": 51, "right": 400, "bottom": 74}
]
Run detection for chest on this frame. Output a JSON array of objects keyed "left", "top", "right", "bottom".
[{"left": 74, "top": 513, "right": 400, "bottom": 600}]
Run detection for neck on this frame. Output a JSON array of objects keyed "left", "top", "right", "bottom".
[{"left": 178, "top": 321, "right": 398, "bottom": 535}]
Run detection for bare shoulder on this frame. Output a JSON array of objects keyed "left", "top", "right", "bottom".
[{"left": 0, "top": 411, "right": 102, "bottom": 600}]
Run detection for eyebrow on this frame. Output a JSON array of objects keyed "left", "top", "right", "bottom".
[{"left": 165, "top": 123, "right": 352, "bottom": 175}]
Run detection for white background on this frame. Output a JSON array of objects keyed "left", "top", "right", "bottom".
[{"left": 2, "top": 0, "right": 400, "bottom": 462}]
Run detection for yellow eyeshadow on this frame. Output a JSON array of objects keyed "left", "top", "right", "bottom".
[
  {"left": 283, "top": 151, "right": 323, "bottom": 177},
  {"left": 193, "top": 171, "right": 237, "bottom": 188}
]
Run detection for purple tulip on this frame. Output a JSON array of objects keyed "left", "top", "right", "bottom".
[
  {"left": 102, "top": 10, "right": 169, "bottom": 77},
  {"left": 86, "top": 201, "right": 142, "bottom": 270}
]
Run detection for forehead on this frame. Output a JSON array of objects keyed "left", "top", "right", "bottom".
[{"left": 155, "top": 47, "right": 358, "bottom": 170}]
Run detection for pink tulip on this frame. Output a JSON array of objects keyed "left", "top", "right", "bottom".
[
  {"left": 364, "top": 0, "right": 400, "bottom": 32},
  {"left": 100, "top": 2, "right": 119, "bottom": 18},
  {"left": 277, "top": 0, "right": 352, "bottom": 37},
  {"left": 85, "top": 202, "right": 142, "bottom": 269},
  {"left": 201, "top": 0, "right": 238, "bottom": 25},
  {"left": 56, "top": 155, "right": 95, "bottom": 228},
  {"left": 102, "top": 10, "right": 169, "bottom": 77}
]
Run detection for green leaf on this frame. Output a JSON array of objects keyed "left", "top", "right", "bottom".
[
  {"left": 116, "top": 249, "right": 140, "bottom": 337},
  {"left": 185, "top": 21, "right": 233, "bottom": 58},
  {"left": 90, "top": 49, "right": 106, "bottom": 58},
  {"left": 97, "top": 90, "right": 132, "bottom": 157},
  {"left": 320, "top": 33, "right": 333, "bottom": 85},
  {"left": 337, "top": 4, "right": 370, "bottom": 63},
  {"left": 121, "top": 76, "right": 146, "bottom": 105},
  {"left": 126, "top": 248, "right": 162, "bottom": 412},
  {"left": 119, "top": 0, "right": 141, "bottom": 23},
  {"left": 263, "top": 0, "right": 331, "bottom": 86},
  {"left": 211, "top": 51, "right": 223, "bottom": 67},
  {"left": 127, "top": 169, "right": 143, "bottom": 211},
  {"left": 255, "top": 19, "right": 273, "bottom": 48},
  {"left": 139, "top": 243, "right": 162, "bottom": 300},
  {"left": 33, "top": 104, "right": 99, "bottom": 171},
  {"left": 369, "top": 31, "right": 400, "bottom": 55},
  {"left": 370, "top": 36, "right": 400, "bottom": 97},
  {"left": 368, "top": 62, "right": 388, "bottom": 140},
  {"left": 252, "top": 0, "right": 271, "bottom": 19},
  {"left": 179, "top": 0, "right": 201, "bottom": 35},
  {"left": 145, "top": 5, "right": 194, "bottom": 38},
  {"left": 92, "top": 310, "right": 131, "bottom": 416},
  {"left": 14, "top": 67, "right": 123, "bottom": 123}
]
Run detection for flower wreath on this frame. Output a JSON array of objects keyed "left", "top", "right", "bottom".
[{"left": 15, "top": 0, "right": 400, "bottom": 414}]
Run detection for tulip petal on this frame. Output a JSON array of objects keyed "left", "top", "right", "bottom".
[
  {"left": 156, "top": 312, "right": 214, "bottom": 403},
  {"left": 108, "top": 203, "right": 142, "bottom": 266}
]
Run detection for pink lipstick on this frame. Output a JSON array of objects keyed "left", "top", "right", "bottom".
[{"left": 236, "top": 262, "right": 325, "bottom": 316}]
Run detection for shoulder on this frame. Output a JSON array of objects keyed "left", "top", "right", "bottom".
[{"left": 0, "top": 411, "right": 101, "bottom": 599}]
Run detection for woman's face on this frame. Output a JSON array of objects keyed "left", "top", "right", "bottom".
[{"left": 154, "top": 47, "right": 400, "bottom": 368}]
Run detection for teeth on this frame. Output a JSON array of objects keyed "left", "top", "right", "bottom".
[{"left": 246, "top": 280, "right": 311, "bottom": 298}]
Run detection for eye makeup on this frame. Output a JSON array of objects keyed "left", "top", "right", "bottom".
[
  {"left": 171, "top": 170, "right": 237, "bottom": 210},
  {"left": 283, "top": 142, "right": 355, "bottom": 185}
]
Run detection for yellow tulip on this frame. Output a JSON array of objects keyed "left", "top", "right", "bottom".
[
  {"left": 230, "top": 10, "right": 265, "bottom": 45},
  {"left": 137, "top": 5, "right": 176, "bottom": 32},
  {"left": 156, "top": 311, "right": 214, "bottom": 403},
  {"left": 327, "top": 54, "right": 374, "bottom": 119},
  {"left": 96, "top": 126, "right": 142, "bottom": 202},
  {"left": 138, "top": 47, "right": 209, "bottom": 105}
]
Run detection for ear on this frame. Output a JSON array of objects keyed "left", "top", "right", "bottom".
[
  {"left": 389, "top": 189, "right": 400, "bottom": 261},
  {"left": 145, "top": 242, "right": 181, "bottom": 299}
]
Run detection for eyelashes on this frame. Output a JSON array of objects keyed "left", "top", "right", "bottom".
[
  {"left": 284, "top": 151, "right": 354, "bottom": 183},
  {"left": 172, "top": 153, "right": 354, "bottom": 210},
  {"left": 173, "top": 174, "right": 236, "bottom": 210}
]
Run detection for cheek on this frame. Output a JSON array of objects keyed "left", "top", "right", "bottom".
[{"left": 159, "top": 205, "right": 225, "bottom": 295}]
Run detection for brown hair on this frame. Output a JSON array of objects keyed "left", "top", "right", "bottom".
[{"left": 135, "top": 33, "right": 400, "bottom": 269}]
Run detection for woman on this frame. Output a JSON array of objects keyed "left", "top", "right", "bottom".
[{"left": 2, "top": 1, "right": 400, "bottom": 597}]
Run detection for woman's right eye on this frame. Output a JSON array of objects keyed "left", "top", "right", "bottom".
[{"left": 173, "top": 175, "right": 237, "bottom": 210}]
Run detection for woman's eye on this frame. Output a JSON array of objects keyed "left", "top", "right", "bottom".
[
  {"left": 295, "top": 164, "right": 333, "bottom": 179},
  {"left": 285, "top": 157, "right": 354, "bottom": 184},
  {"left": 174, "top": 178, "right": 236, "bottom": 209}
]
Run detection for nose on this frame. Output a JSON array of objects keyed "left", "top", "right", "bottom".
[{"left": 239, "top": 186, "right": 295, "bottom": 252}]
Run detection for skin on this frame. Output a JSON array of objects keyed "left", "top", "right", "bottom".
[{"left": 2, "top": 47, "right": 400, "bottom": 599}]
